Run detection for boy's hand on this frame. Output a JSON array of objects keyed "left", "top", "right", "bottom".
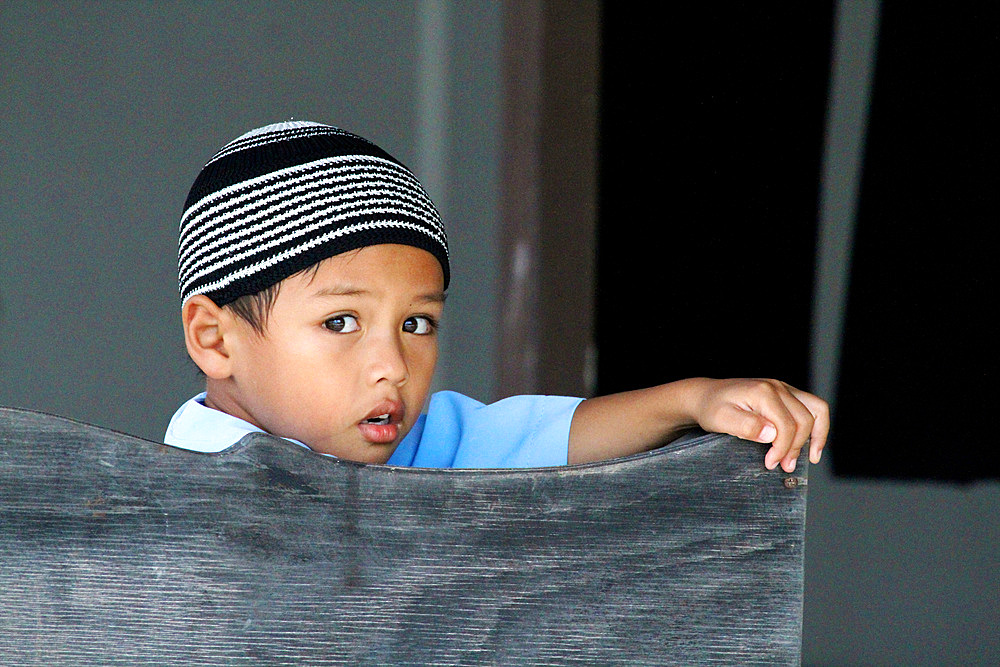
[{"left": 690, "top": 378, "right": 829, "bottom": 473}]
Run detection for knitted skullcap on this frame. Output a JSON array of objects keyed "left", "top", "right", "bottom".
[{"left": 178, "top": 120, "right": 449, "bottom": 306}]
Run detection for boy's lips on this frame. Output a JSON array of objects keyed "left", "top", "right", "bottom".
[{"left": 357, "top": 400, "right": 404, "bottom": 445}]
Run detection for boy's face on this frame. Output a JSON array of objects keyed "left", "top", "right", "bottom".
[{"left": 212, "top": 244, "right": 445, "bottom": 463}]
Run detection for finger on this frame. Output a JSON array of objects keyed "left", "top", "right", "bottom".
[
  {"left": 745, "top": 382, "right": 801, "bottom": 471},
  {"left": 788, "top": 387, "right": 830, "bottom": 464},
  {"left": 773, "top": 384, "right": 817, "bottom": 472},
  {"left": 719, "top": 406, "right": 786, "bottom": 472}
]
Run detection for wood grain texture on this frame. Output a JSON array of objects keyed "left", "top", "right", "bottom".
[{"left": 0, "top": 407, "right": 807, "bottom": 665}]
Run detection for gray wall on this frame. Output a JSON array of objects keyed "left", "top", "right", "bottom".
[
  {"left": 1, "top": 2, "right": 997, "bottom": 664},
  {"left": 1, "top": 0, "right": 501, "bottom": 441}
]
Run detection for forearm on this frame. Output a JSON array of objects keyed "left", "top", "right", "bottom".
[
  {"left": 567, "top": 378, "right": 711, "bottom": 464},
  {"left": 568, "top": 376, "right": 829, "bottom": 471}
]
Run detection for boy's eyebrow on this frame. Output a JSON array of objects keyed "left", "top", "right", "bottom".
[
  {"left": 311, "top": 286, "right": 448, "bottom": 303},
  {"left": 421, "top": 291, "right": 448, "bottom": 304}
]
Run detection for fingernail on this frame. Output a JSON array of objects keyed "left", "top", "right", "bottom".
[
  {"left": 759, "top": 425, "right": 777, "bottom": 443},
  {"left": 786, "top": 459, "right": 796, "bottom": 473}
]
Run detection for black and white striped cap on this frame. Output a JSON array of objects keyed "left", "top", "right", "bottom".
[{"left": 178, "top": 121, "right": 449, "bottom": 306}]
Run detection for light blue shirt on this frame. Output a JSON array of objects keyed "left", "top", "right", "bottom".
[{"left": 164, "top": 390, "right": 583, "bottom": 469}]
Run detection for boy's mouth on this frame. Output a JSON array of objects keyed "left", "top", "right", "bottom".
[
  {"left": 361, "top": 414, "right": 391, "bottom": 425},
  {"left": 357, "top": 402, "right": 404, "bottom": 445}
]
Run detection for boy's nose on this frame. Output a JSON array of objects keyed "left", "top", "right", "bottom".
[{"left": 366, "top": 334, "right": 409, "bottom": 387}]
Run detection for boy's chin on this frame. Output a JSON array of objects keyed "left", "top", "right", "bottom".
[{"left": 306, "top": 438, "right": 399, "bottom": 465}]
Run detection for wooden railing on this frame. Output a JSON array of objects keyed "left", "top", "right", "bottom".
[{"left": 0, "top": 406, "right": 807, "bottom": 665}]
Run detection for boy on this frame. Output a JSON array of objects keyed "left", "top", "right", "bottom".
[{"left": 166, "top": 121, "right": 828, "bottom": 471}]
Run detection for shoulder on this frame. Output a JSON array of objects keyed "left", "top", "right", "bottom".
[{"left": 410, "top": 391, "right": 584, "bottom": 468}]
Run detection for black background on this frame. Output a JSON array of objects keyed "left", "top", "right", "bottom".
[{"left": 596, "top": 2, "right": 997, "bottom": 481}]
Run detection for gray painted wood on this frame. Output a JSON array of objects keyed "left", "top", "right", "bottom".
[{"left": 0, "top": 406, "right": 807, "bottom": 665}]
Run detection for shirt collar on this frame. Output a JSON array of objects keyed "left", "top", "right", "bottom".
[{"left": 164, "top": 392, "right": 310, "bottom": 453}]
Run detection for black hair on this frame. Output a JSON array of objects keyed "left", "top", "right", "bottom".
[
  {"left": 221, "top": 262, "right": 324, "bottom": 334},
  {"left": 224, "top": 284, "right": 280, "bottom": 335}
]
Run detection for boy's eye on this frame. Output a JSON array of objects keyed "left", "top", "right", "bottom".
[
  {"left": 402, "top": 316, "right": 436, "bottom": 335},
  {"left": 324, "top": 315, "right": 360, "bottom": 333}
]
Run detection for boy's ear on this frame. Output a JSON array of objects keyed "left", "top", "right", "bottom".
[{"left": 182, "top": 295, "right": 236, "bottom": 380}]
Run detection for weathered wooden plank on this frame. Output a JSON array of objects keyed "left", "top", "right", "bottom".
[{"left": 0, "top": 406, "right": 807, "bottom": 665}]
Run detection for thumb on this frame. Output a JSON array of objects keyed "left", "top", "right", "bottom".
[{"left": 711, "top": 405, "right": 776, "bottom": 443}]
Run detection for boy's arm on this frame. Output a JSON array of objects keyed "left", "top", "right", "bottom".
[{"left": 567, "top": 378, "right": 829, "bottom": 471}]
